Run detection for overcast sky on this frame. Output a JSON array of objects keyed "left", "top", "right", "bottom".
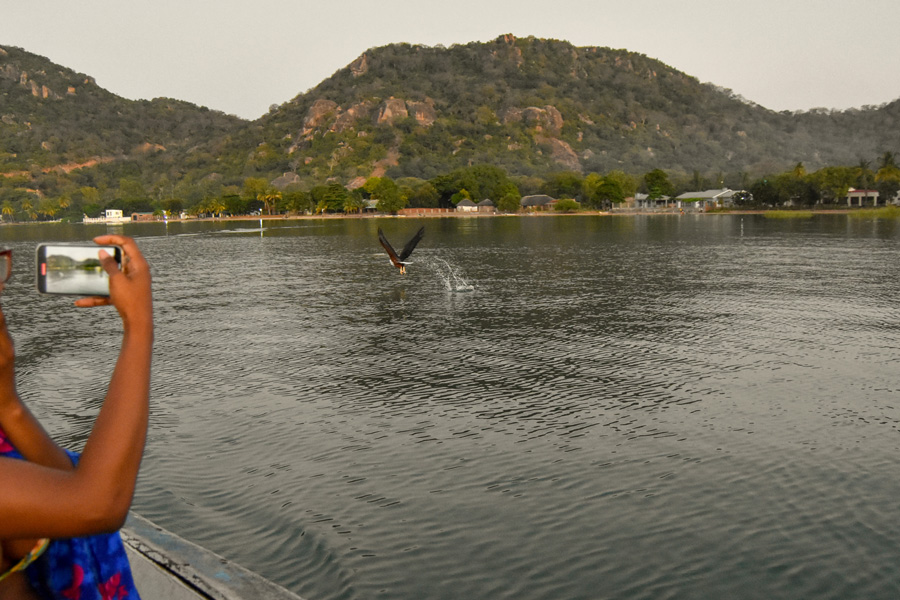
[{"left": 3, "top": 0, "right": 899, "bottom": 120}]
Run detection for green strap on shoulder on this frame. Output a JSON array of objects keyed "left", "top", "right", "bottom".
[{"left": 0, "top": 538, "right": 49, "bottom": 583}]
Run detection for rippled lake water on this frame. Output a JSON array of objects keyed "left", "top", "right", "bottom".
[{"left": 3, "top": 214, "right": 900, "bottom": 599}]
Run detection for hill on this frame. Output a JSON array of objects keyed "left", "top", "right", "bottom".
[
  {"left": 245, "top": 34, "right": 899, "bottom": 185},
  {"left": 1, "top": 35, "right": 898, "bottom": 218},
  {"left": 0, "top": 44, "right": 242, "bottom": 171}
]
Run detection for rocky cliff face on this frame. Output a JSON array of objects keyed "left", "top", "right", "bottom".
[
  {"left": 376, "top": 97, "right": 408, "bottom": 124},
  {"left": 290, "top": 95, "right": 437, "bottom": 151},
  {"left": 287, "top": 93, "right": 579, "bottom": 169},
  {"left": 349, "top": 53, "right": 369, "bottom": 77},
  {"left": 0, "top": 62, "right": 61, "bottom": 99},
  {"left": 0, "top": 45, "right": 96, "bottom": 102}
]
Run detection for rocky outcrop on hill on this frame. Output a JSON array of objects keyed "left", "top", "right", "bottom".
[
  {"left": 287, "top": 93, "right": 579, "bottom": 170},
  {"left": 0, "top": 47, "right": 96, "bottom": 101},
  {"left": 0, "top": 63, "right": 61, "bottom": 99},
  {"left": 270, "top": 172, "right": 301, "bottom": 189},
  {"left": 291, "top": 99, "right": 341, "bottom": 148},
  {"left": 374, "top": 97, "right": 437, "bottom": 126},
  {"left": 502, "top": 105, "right": 564, "bottom": 135},
  {"left": 502, "top": 105, "right": 576, "bottom": 169},
  {"left": 349, "top": 53, "right": 369, "bottom": 77},
  {"left": 332, "top": 101, "right": 373, "bottom": 132},
  {"left": 291, "top": 95, "right": 437, "bottom": 151},
  {"left": 302, "top": 99, "right": 339, "bottom": 132},
  {"left": 540, "top": 137, "right": 581, "bottom": 171},
  {"left": 376, "top": 97, "right": 408, "bottom": 124},
  {"left": 491, "top": 34, "right": 525, "bottom": 67},
  {"left": 407, "top": 99, "right": 436, "bottom": 126}
]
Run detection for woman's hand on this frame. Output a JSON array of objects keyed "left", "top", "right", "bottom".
[{"left": 73, "top": 236, "right": 153, "bottom": 333}]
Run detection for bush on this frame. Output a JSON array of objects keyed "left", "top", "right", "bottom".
[
  {"left": 497, "top": 193, "right": 521, "bottom": 213},
  {"left": 554, "top": 198, "right": 580, "bottom": 212}
]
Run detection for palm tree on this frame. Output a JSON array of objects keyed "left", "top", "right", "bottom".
[
  {"left": 20, "top": 199, "right": 36, "bottom": 221},
  {"left": 38, "top": 198, "right": 60, "bottom": 220},
  {"left": 58, "top": 196, "right": 71, "bottom": 217},
  {"left": 875, "top": 158, "right": 900, "bottom": 205},
  {"left": 690, "top": 170, "right": 704, "bottom": 191},
  {"left": 206, "top": 198, "right": 226, "bottom": 218},
  {"left": 257, "top": 191, "right": 282, "bottom": 215},
  {"left": 1, "top": 201, "right": 15, "bottom": 222},
  {"left": 855, "top": 160, "right": 874, "bottom": 190},
  {"left": 343, "top": 195, "right": 365, "bottom": 214}
]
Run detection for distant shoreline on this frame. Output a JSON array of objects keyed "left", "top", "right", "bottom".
[
  {"left": 0, "top": 208, "right": 872, "bottom": 227},
  {"left": 134, "top": 208, "right": 863, "bottom": 223}
]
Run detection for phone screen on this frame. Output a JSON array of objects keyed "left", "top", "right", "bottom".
[{"left": 36, "top": 244, "right": 122, "bottom": 296}]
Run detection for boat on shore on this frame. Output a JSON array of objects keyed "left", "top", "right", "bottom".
[
  {"left": 121, "top": 513, "right": 305, "bottom": 600},
  {"left": 82, "top": 209, "right": 132, "bottom": 224}
]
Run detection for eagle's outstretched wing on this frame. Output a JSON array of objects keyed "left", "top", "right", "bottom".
[
  {"left": 378, "top": 228, "right": 403, "bottom": 269},
  {"left": 398, "top": 226, "right": 425, "bottom": 262}
]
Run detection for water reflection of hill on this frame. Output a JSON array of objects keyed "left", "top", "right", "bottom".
[{"left": 46, "top": 254, "right": 102, "bottom": 271}]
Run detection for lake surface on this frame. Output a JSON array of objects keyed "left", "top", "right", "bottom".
[{"left": 3, "top": 214, "right": 900, "bottom": 600}]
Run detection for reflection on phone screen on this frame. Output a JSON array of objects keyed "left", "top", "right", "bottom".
[{"left": 42, "top": 246, "right": 110, "bottom": 295}]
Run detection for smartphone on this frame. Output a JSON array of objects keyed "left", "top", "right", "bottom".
[{"left": 36, "top": 243, "right": 122, "bottom": 296}]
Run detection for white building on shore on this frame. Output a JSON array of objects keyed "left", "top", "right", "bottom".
[
  {"left": 674, "top": 189, "right": 740, "bottom": 211},
  {"left": 83, "top": 209, "right": 131, "bottom": 224}
]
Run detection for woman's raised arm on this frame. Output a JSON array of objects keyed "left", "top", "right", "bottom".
[{"left": 0, "top": 235, "right": 153, "bottom": 538}]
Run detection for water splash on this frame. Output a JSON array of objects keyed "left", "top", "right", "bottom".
[{"left": 425, "top": 257, "right": 474, "bottom": 292}]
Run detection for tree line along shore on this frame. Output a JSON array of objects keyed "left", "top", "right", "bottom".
[{"left": 2, "top": 157, "right": 899, "bottom": 223}]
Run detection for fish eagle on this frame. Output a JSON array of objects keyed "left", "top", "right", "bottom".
[{"left": 378, "top": 227, "right": 424, "bottom": 274}]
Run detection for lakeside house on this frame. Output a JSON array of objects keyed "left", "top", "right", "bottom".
[
  {"left": 456, "top": 198, "right": 477, "bottom": 212},
  {"left": 674, "top": 189, "right": 741, "bottom": 211},
  {"left": 634, "top": 189, "right": 746, "bottom": 211},
  {"left": 634, "top": 193, "right": 672, "bottom": 210},
  {"left": 845, "top": 188, "right": 880, "bottom": 207},
  {"left": 520, "top": 194, "right": 555, "bottom": 211},
  {"left": 477, "top": 199, "right": 496, "bottom": 213}
]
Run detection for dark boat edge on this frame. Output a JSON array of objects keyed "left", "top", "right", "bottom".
[{"left": 121, "top": 512, "right": 305, "bottom": 600}]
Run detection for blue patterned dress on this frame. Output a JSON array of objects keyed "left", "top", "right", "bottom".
[{"left": 0, "top": 427, "right": 141, "bottom": 600}]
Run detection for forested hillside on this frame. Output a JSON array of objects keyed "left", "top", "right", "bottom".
[
  {"left": 249, "top": 34, "right": 899, "bottom": 183},
  {"left": 1, "top": 35, "right": 898, "bottom": 220},
  {"left": 0, "top": 45, "right": 241, "bottom": 168}
]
